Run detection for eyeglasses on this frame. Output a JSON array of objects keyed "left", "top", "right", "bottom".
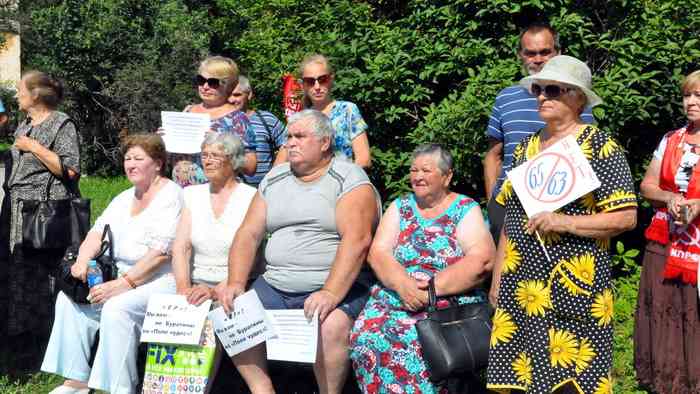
[
  {"left": 201, "top": 152, "right": 227, "bottom": 162},
  {"left": 195, "top": 75, "right": 224, "bottom": 89},
  {"left": 300, "top": 74, "right": 331, "bottom": 87},
  {"left": 530, "top": 83, "right": 574, "bottom": 99},
  {"left": 521, "top": 48, "right": 554, "bottom": 58}
]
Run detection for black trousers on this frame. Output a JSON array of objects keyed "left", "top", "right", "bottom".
[{"left": 486, "top": 197, "right": 505, "bottom": 244}]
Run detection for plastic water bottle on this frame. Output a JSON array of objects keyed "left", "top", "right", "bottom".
[{"left": 87, "top": 260, "right": 103, "bottom": 288}]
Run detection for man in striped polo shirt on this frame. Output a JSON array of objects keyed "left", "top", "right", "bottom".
[
  {"left": 483, "top": 22, "right": 595, "bottom": 240},
  {"left": 230, "top": 75, "right": 289, "bottom": 187}
]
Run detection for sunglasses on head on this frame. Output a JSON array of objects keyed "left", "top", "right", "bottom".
[
  {"left": 300, "top": 74, "right": 331, "bottom": 87},
  {"left": 530, "top": 83, "right": 574, "bottom": 99},
  {"left": 195, "top": 75, "right": 224, "bottom": 89}
]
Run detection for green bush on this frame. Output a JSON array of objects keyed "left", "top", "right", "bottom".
[{"left": 21, "top": 0, "right": 210, "bottom": 175}]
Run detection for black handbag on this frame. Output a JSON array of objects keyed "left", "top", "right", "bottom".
[
  {"left": 21, "top": 165, "right": 90, "bottom": 251},
  {"left": 55, "top": 224, "right": 118, "bottom": 304},
  {"left": 415, "top": 277, "right": 494, "bottom": 382}
]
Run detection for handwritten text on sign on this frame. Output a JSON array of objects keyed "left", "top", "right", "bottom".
[
  {"left": 208, "top": 290, "right": 277, "bottom": 357},
  {"left": 508, "top": 134, "right": 600, "bottom": 217},
  {"left": 141, "top": 294, "right": 211, "bottom": 345}
]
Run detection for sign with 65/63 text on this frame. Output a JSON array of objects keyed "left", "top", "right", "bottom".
[{"left": 508, "top": 134, "right": 600, "bottom": 217}]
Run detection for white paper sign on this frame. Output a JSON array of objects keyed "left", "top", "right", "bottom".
[
  {"left": 208, "top": 290, "right": 277, "bottom": 357},
  {"left": 508, "top": 134, "right": 600, "bottom": 217},
  {"left": 265, "top": 310, "right": 318, "bottom": 364},
  {"left": 160, "top": 111, "right": 211, "bottom": 154},
  {"left": 140, "top": 294, "right": 211, "bottom": 345}
]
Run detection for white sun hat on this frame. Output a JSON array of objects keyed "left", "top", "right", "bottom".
[{"left": 519, "top": 55, "right": 603, "bottom": 107}]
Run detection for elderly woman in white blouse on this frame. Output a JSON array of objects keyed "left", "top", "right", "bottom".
[
  {"left": 172, "top": 133, "right": 257, "bottom": 305},
  {"left": 41, "top": 134, "right": 183, "bottom": 394}
]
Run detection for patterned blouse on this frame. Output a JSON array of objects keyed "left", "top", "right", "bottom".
[{"left": 328, "top": 100, "right": 368, "bottom": 160}]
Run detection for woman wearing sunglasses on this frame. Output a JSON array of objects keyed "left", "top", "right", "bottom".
[
  {"left": 635, "top": 70, "right": 700, "bottom": 394},
  {"left": 299, "top": 54, "right": 371, "bottom": 169},
  {"left": 487, "top": 55, "right": 637, "bottom": 394},
  {"left": 168, "top": 56, "right": 257, "bottom": 187}
]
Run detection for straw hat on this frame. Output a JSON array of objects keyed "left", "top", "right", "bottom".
[{"left": 520, "top": 55, "right": 603, "bottom": 107}]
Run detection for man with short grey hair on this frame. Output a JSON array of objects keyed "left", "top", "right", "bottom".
[
  {"left": 215, "top": 109, "right": 381, "bottom": 394},
  {"left": 230, "top": 75, "right": 288, "bottom": 187}
]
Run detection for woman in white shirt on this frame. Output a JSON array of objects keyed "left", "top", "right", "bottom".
[
  {"left": 42, "top": 134, "right": 183, "bottom": 394},
  {"left": 172, "top": 132, "right": 257, "bottom": 305}
]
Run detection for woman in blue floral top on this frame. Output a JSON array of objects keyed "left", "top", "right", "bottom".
[
  {"left": 299, "top": 54, "right": 372, "bottom": 169},
  {"left": 350, "top": 144, "right": 495, "bottom": 393},
  {"left": 167, "top": 56, "right": 257, "bottom": 187}
]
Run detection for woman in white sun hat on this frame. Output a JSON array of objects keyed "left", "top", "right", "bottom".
[{"left": 487, "top": 55, "right": 638, "bottom": 394}]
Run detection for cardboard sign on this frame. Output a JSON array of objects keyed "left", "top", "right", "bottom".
[
  {"left": 508, "top": 134, "right": 600, "bottom": 217},
  {"left": 141, "top": 294, "right": 211, "bottom": 345},
  {"left": 208, "top": 290, "right": 277, "bottom": 357},
  {"left": 265, "top": 310, "right": 318, "bottom": 364}
]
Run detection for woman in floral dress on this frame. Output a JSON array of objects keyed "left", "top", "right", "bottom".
[
  {"left": 350, "top": 144, "right": 495, "bottom": 393},
  {"left": 487, "top": 56, "right": 637, "bottom": 393}
]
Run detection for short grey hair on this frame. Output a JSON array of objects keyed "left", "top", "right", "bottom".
[
  {"left": 411, "top": 143, "right": 454, "bottom": 174},
  {"left": 236, "top": 75, "right": 252, "bottom": 93},
  {"left": 288, "top": 109, "right": 335, "bottom": 150},
  {"left": 201, "top": 133, "right": 246, "bottom": 172}
]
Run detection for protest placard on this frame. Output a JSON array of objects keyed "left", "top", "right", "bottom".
[
  {"left": 141, "top": 294, "right": 211, "bottom": 345},
  {"left": 208, "top": 290, "right": 277, "bottom": 357},
  {"left": 160, "top": 111, "right": 211, "bottom": 154},
  {"left": 265, "top": 310, "right": 318, "bottom": 364},
  {"left": 508, "top": 134, "right": 600, "bottom": 217}
]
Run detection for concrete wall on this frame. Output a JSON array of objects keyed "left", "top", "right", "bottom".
[{"left": 0, "top": 31, "right": 20, "bottom": 89}]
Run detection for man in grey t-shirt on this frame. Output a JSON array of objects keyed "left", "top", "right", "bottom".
[{"left": 215, "top": 109, "right": 380, "bottom": 394}]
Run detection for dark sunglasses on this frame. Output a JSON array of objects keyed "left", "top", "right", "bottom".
[
  {"left": 300, "top": 74, "right": 331, "bottom": 87},
  {"left": 530, "top": 83, "right": 574, "bottom": 99},
  {"left": 195, "top": 75, "right": 223, "bottom": 89}
]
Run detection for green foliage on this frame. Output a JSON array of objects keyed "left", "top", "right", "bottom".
[
  {"left": 611, "top": 240, "right": 640, "bottom": 273},
  {"left": 22, "top": 0, "right": 211, "bottom": 175},
  {"left": 205, "top": 0, "right": 700, "bottom": 202},
  {"left": 612, "top": 265, "right": 644, "bottom": 393}
]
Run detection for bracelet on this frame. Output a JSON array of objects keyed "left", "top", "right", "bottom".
[{"left": 122, "top": 273, "right": 137, "bottom": 289}]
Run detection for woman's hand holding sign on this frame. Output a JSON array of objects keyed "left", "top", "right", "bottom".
[{"left": 526, "top": 212, "right": 571, "bottom": 236}]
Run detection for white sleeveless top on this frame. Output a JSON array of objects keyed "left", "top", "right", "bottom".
[{"left": 184, "top": 183, "right": 257, "bottom": 284}]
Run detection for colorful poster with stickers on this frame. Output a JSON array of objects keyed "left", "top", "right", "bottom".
[
  {"left": 508, "top": 134, "right": 601, "bottom": 217},
  {"left": 142, "top": 320, "right": 217, "bottom": 394}
]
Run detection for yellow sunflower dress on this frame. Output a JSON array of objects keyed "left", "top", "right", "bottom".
[{"left": 486, "top": 125, "right": 637, "bottom": 394}]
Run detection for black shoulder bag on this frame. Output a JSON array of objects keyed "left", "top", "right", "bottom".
[
  {"left": 415, "top": 277, "right": 494, "bottom": 382},
  {"left": 21, "top": 164, "right": 90, "bottom": 251},
  {"left": 55, "top": 224, "right": 118, "bottom": 304}
]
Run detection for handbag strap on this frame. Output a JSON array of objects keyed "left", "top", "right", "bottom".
[
  {"left": 39, "top": 118, "right": 80, "bottom": 200},
  {"left": 426, "top": 276, "right": 463, "bottom": 312},
  {"left": 427, "top": 277, "right": 438, "bottom": 311},
  {"left": 96, "top": 224, "right": 114, "bottom": 263}
]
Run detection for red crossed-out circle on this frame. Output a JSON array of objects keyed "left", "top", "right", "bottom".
[{"left": 524, "top": 152, "right": 576, "bottom": 203}]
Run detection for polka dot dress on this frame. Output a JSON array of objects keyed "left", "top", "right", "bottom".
[{"left": 486, "top": 125, "right": 637, "bottom": 394}]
